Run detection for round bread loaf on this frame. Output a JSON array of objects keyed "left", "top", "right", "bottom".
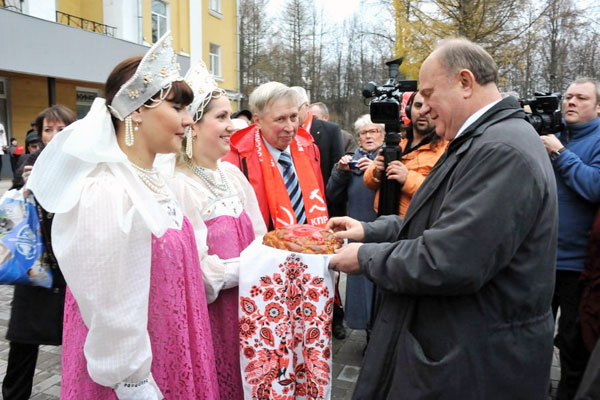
[{"left": 262, "top": 224, "right": 343, "bottom": 254}]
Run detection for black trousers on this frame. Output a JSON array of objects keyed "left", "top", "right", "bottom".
[
  {"left": 2, "top": 342, "right": 39, "bottom": 400},
  {"left": 576, "top": 338, "right": 600, "bottom": 399},
  {"left": 552, "top": 270, "right": 591, "bottom": 400}
]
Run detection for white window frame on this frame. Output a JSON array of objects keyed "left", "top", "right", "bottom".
[
  {"left": 0, "top": 77, "right": 10, "bottom": 141},
  {"left": 209, "top": 0, "right": 222, "bottom": 15},
  {"left": 209, "top": 43, "right": 222, "bottom": 79},
  {"left": 151, "top": 0, "right": 170, "bottom": 43},
  {"left": 0, "top": 77, "right": 7, "bottom": 99}
]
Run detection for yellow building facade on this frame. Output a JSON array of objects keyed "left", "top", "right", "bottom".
[
  {"left": 0, "top": 0, "right": 240, "bottom": 167},
  {"left": 201, "top": 0, "right": 239, "bottom": 97}
]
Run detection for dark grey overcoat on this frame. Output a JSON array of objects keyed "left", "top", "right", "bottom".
[{"left": 354, "top": 97, "right": 558, "bottom": 400}]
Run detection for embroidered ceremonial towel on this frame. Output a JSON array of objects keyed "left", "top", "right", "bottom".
[{"left": 239, "top": 239, "right": 334, "bottom": 400}]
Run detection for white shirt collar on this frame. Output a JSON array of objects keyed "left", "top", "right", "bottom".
[
  {"left": 262, "top": 137, "right": 293, "bottom": 176},
  {"left": 453, "top": 99, "right": 501, "bottom": 140},
  {"left": 263, "top": 137, "right": 290, "bottom": 161}
]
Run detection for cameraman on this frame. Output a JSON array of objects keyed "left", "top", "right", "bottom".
[
  {"left": 363, "top": 91, "right": 448, "bottom": 217},
  {"left": 328, "top": 38, "right": 557, "bottom": 399},
  {"left": 540, "top": 78, "right": 600, "bottom": 400}
]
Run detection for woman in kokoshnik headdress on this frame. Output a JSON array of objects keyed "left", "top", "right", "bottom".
[
  {"left": 164, "top": 61, "right": 266, "bottom": 399},
  {"left": 27, "top": 33, "right": 219, "bottom": 399}
]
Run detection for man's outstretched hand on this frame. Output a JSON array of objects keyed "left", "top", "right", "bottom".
[
  {"left": 327, "top": 216, "right": 365, "bottom": 242},
  {"left": 327, "top": 217, "right": 365, "bottom": 275},
  {"left": 329, "top": 243, "right": 363, "bottom": 275}
]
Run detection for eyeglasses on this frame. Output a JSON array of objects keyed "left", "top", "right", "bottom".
[{"left": 358, "top": 128, "right": 381, "bottom": 136}]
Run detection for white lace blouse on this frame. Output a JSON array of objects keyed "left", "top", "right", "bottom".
[
  {"left": 51, "top": 163, "right": 182, "bottom": 396},
  {"left": 169, "top": 161, "right": 267, "bottom": 303},
  {"left": 26, "top": 99, "right": 184, "bottom": 398}
]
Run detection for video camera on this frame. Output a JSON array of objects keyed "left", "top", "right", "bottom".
[
  {"left": 518, "top": 92, "right": 564, "bottom": 135},
  {"left": 362, "top": 57, "right": 417, "bottom": 133},
  {"left": 362, "top": 57, "right": 417, "bottom": 216}
]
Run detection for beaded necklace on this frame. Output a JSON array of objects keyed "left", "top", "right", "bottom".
[
  {"left": 186, "top": 159, "right": 230, "bottom": 198},
  {"left": 129, "top": 161, "right": 167, "bottom": 195}
]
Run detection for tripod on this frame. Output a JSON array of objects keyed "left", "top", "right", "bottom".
[{"left": 377, "top": 126, "right": 403, "bottom": 216}]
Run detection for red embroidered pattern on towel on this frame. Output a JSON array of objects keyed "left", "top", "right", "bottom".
[{"left": 240, "top": 253, "right": 333, "bottom": 400}]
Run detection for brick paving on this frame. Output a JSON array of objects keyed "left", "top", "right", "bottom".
[{"left": 0, "top": 179, "right": 561, "bottom": 399}]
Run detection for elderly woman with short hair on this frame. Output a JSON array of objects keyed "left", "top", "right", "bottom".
[
  {"left": 325, "top": 114, "right": 384, "bottom": 336},
  {"left": 223, "top": 81, "right": 327, "bottom": 229}
]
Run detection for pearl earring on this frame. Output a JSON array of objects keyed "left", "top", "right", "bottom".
[
  {"left": 125, "top": 116, "right": 134, "bottom": 147},
  {"left": 185, "top": 127, "right": 193, "bottom": 159}
]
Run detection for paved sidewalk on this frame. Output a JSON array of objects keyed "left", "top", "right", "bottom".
[{"left": 0, "top": 179, "right": 561, "bottom": 399}]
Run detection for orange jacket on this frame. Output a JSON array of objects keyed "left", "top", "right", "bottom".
[
  {"left": 222, "top": 124, "right": 325, "bottom": 229},
  {"left": 363, "top": 137, "right": 448, "bottom": 216}
]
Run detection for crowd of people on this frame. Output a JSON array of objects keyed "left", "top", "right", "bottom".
[{"left": 0, "top": 31, "right": 598, "bottom": 400}]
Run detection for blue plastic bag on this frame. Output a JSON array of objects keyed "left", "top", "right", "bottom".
[{"left": 0, "top": 190, "right": 52, "bottom": 288}]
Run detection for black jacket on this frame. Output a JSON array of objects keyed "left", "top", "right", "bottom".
[
  {"left": 353, "top": 97, "right": 558, "bottom": 399},
  {"left": 310, "top": 118, "right": 344, "bottom": 216},
  {"left": 6, "top": 148, "right": 65, "bottom": 345},
  {"left": 10, "top": 148, "right": 41, "bottom": 191},
  {"left": 310, "top": 118, "right": 343, "bottom": 187}
]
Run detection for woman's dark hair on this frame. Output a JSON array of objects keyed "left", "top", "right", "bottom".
[
  {"left": 34, "top": 104, "right": 76, "bottom": 135},
  {"left": 105, "top": 56, "right": 194, "bottom": 130}
]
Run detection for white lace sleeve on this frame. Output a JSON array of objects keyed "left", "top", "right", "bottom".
[
  {"left": 51, "top": 169, "right": 160, "bottom": 397},
  {"left": 171, "top": 167, "right": 265, "bottom": 303},
  {"left": 168, "top": 173, "right": 226, "bottom": 303},
  {"left": 222, "top": 161, "right": 267, "bottom": 237}
]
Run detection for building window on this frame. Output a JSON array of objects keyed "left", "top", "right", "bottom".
[
  {"left": 152, "top": 0, "right": 169, "bottom": 43},
  {"left": 209, "top": 43, "right": 221, "bottom": 78},
  {"left": 209, "top": 0, "right": 221, "bottom": 14},
  {"left": 0, "top": 77, "right": 9, "bottom": 140},
  {"left": 76, "top": 87, "right": 102, "bottom": 119}
]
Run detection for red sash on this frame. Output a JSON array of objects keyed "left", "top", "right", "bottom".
[
  {"left": 254, "top": 128, "right": 328, "bottom": 228},
  {"left": 302, "top": 111, "right": 314, "bottom": 133}
]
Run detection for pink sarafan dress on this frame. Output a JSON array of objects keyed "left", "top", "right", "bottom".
[
  {"left": 61, "top": 218, "right": 220, "bottom": 399},
  {"left": 205, "top": 211, "right": 255, "bottom": 400},
  {"left": 170, "top": 162, "right": 267, "bottom": 400}
]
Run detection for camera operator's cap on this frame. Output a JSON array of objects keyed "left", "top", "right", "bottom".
[
  {"left": 25, "top": 131, "right": 41, "bottom": 146},
  {"left": 185, "top": 61, "right": 226, "bottom": 122},
  {"left": 107, "top": 31, "right": 183, "bottom": 121}
]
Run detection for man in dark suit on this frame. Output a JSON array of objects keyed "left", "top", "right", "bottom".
[
  {"left": 310, "top": 102, "right": 357, "bottom": 154},
  {"left": 291, "top": 87, "right": 344, "bottom": 188},
  {"left": 328, "top": 38, "right": 557, "bottom": 399}
]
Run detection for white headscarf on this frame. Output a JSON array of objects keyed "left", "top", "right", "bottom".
[{"left": 26, "top": 98, "right": 175, "bottom": 236}]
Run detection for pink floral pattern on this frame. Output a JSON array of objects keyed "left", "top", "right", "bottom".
[
  {"left": 239, "top": 248, "right": 334, "bottom": 400},
  {"left": 61, "top": 218, "right": 219, "bottom": 399},
  {"left": 204, "top": 213, "right": 255, "bottom": 400}
]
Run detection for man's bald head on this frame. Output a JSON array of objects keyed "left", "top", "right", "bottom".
[
  {"left": 431, "top": 38, "right": 498, "bottom": 86},
  {"left": 418, "top": 38, "right": 501, "bottom": 140}
]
